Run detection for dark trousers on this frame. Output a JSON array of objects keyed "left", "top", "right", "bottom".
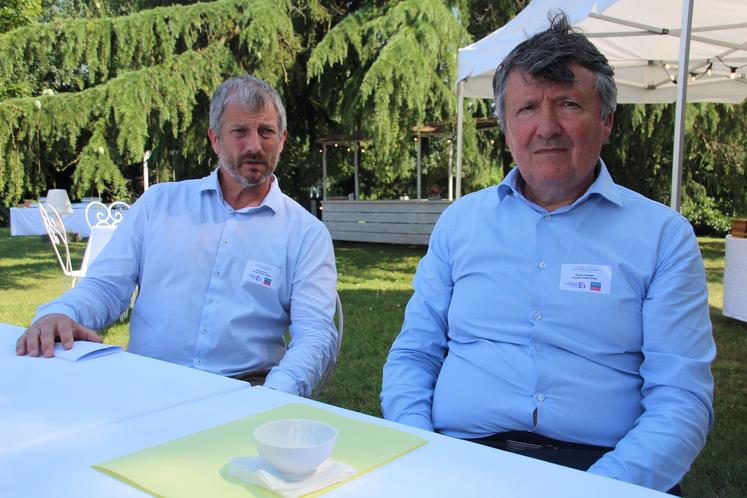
[
  {"left": 230, "top": 369, "right": 270, "bottom": 386},
  {"left": 466, "top": 431, "right": 682, "bottom": 497}
]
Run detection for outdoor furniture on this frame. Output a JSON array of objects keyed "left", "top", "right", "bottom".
[
  {"left": 724, "top": 235, "right": 747, "bottom": 322},
  {"left": 322, "top": 199, "right": 450, "bottom": 245},
  {"left": 45, "top": 189, "right": 74, "bottom": 216},
  {"left": 0, "top": 322, "right": 668, "bottom": 498},
  {"left": 11, "top": 201, "right": 107, "bottom": 237},
  {"left": 313, "top": 292, "right": 344, "bottom": 397},
  {"left": 38, "top": 202, "right": 86, "bottom": 287},
  {"left": 85, "top": 201, "right": 130, "bottom": 229}
]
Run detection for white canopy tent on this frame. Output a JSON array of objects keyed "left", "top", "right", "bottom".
[{"left": 454, "top": 0, "right": 747, "bottom": 210}]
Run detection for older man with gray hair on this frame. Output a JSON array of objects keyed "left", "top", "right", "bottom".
[
  {"left": 381, "top": 13, "right": 714, "bottom": 495},
  {"left": 17, "top": 75, "right": 338, "bottom": 397}
]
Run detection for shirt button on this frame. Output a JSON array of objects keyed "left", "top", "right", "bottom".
[
  {"left": 533, "top": 311, "right": 542, "bottom": 321},
  {"left": 538, "top": 261, "right": 546, "bottom": 269},
  {"left": 208, "top": 297, "right": 215, "bottom": 303},
  {"left": 215, "top": 270, "right": 221, "bottom": 276},
  {"left": 201, "top": 328, "right": 208, "bottom": 334},
  {"left": 544, "top": 215, "right": 552, "bottom": 221},
  {"left": 223, "top": 239, "right": 229, "bottom": 245},
  {"left": 536, "top": 393, "right": 545, "bottom": 402},
  {"left": 195, "top": 359, "right": 202, "bottom": 365}
]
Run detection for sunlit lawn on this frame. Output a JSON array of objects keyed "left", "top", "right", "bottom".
[{"left": 1, "top": 229, "right": 744, "bottom": 497}]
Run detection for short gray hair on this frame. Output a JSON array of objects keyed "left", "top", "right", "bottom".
[
  {"left": 492, "top": 11, "right": 617, "bottom": 130},
  {"left": 209, "top": 75, "right": 287, "bottom": 137}
]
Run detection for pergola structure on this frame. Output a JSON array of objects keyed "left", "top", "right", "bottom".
[{"left": 317, "top": 117, "right": 499, "bottom": 202}]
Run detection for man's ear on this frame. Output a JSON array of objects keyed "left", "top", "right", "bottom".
[
  {"left": 602, "top": 112, "right": 614, "bottom": 144},
  {"left": 277, "top": 129, "right": 288, "bottom": 155},
  {"left": 208, "top": 128, "right": 221, "bottom": 155}
]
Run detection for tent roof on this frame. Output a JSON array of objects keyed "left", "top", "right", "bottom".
[{"left": 457, "top": 0, "right": 747, "bottom": 103}]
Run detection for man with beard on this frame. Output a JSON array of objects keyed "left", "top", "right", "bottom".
[{"left": 16, "top": 75, "right": 338, "bottom": 397}]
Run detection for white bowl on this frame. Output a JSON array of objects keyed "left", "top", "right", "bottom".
[{"left": 253, "top": 419, "right": 338, "bottom": 478}]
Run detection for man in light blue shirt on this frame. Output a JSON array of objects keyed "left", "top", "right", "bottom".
[
  {"left": 381, "top": 13, "right": 715, "bottom": 494},
  {"left": 16, "top": 75, "right": 338, "bottom": 397}
]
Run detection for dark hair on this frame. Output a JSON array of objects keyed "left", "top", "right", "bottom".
[
  {"left": 209, "top": 75, "right": 287, "bottom": 137},
  {"left": 492, "top": 11, "right": 617, "bottom": 130}
]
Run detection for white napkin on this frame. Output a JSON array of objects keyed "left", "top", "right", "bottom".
[{"left": 229, "top": 456, "right": 357, "bottom": 498}]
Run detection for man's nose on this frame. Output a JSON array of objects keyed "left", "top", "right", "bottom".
[
  {"left": 536, "top": 105, "right": 562, "bottom": 139},
  {"left": 243, "top": 130, "right": 262, "bottom": 153}
]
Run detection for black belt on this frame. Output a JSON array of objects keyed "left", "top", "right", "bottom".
[{"left": 469, "top": 431, "right": 612, "bottom": 453}]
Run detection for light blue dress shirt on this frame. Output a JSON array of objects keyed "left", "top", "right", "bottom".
[
  {"left": 36, "top": 170, "right": 338, "bottom": 397},
  {"left": 381, "top": 162, "right": 715, "bottom": 491}
]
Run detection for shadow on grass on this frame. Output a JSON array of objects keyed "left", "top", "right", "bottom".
[
  {"left": 0, "top": 232, "right": 87, "bottom": 290},
  {"left": 700, "top": 239, "right": 725, "bottom": 261},
  {"left": 317, "top": 286, "right": 414, "bottom": 418}
]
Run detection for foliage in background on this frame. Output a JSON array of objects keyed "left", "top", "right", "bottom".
[
  {"left": 0, "top": 0, "right": 43, "bottom": 33},
  {"left": 603, "top": 102, "right": 747, "bottom": 235}
]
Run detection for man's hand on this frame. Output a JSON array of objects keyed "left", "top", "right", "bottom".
[{"left": 16, "top": 314, "right": 101, "bottom": 358}]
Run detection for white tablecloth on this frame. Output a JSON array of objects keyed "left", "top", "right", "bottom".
[
  {"left": 10, "top": 203, "right": 99, "bottom": 237},
  {"left": 724, "top": 235, "right": 747, "bottom": 322},
  {"left": 0, "top": 323, "right": 668, "bottom": 498},
  {"left": 0, "top": 323, "right": 246, "bottom": 454}
]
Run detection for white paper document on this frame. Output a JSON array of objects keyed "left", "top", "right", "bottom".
[{"left": 53, "top": 341, "right": 122, "bottom": 361}]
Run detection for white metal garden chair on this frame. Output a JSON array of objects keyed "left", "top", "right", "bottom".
[
  {"left": 80, "top": 201, "right": 131, "bottom": 274},
  {"left": 38, "top": 202, "right": 85, "bottom": 287}
]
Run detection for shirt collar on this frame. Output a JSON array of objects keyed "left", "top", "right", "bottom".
[
  {"left": 496, "top": 158, "right": 623, "bottom": 210},
  {"left": 200, "top": 168, "right": 282, "bottom": 213}
]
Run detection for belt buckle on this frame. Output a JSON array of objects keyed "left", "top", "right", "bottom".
[{"left": 505, "top": 439, "right": 544, "bottom": 451}]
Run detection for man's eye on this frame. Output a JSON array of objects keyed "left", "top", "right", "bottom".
[
  {"left": 562, "top": 101, "right": 580, "bottom": 108},
  {"left": 231, "top": 129, "right": 247, "bottom": 137},
  {"left": 259, "top": 128, "right": 275, "bottom": 138}
]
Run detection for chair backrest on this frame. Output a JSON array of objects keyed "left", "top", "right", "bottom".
[
  {"left": 85, "top": 201, "right": 130, "bottom": 229},
  {"left": 313, "top": 292, "right": 344, "bottom": 398},
  {"left": 38, "top": 202, "right": 74, "bottom": 278},
  {"left": 80, "top": 225, "right": 117, "bottom": 275}
]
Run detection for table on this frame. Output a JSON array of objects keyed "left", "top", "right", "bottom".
[
  {"left": 0, "top": 323, "right": 668, "bottom": 497},
  {"left": 10, "top": 203, "right": 102, "bottom": 237},
  {"left": 0, "top": 323, "right": 246, "bottom": 454},
  {"left": 724, "top": 235, "right": 747, "bottom": 322}
]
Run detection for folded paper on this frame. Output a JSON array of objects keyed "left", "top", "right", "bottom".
[{"left": 54, "top": 341, "right": 121, "bottom": 361}]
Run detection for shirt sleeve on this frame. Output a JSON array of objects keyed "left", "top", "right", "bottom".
[
  {"left": 380, "top": 210, "right": 454, "bottom": 431},
  {"left": 587, "top": 218, "right": 716, "bottom": 491},
  {"left": 264, "top": 222, "right": 338, "bottom": 398},
  {"left": 33, "top": 193, "right": 148, "bottom": 329}
]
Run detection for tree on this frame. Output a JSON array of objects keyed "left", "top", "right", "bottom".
[
  {"left": 1, "top": 0, "right": 521, "bottom": 206},
  {"left": 0, "top": 0, "right": 303, "bottom": 203},
  {"left": 0, "top": 0, "right": 43, "bottom": 33}
]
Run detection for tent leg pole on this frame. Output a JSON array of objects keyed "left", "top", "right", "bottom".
[
  {"left": 671, "top": 0, "right": 694, "bottom": 212},
  {"left": 322, "top": 144, "right": 328, "bottom": 201},
  {"left": 456, "top": 80, "right": 464, "bottom": 199},
  {"left": 416, "top": 132, "right": 422, "bottom": 200},
  {"left": 448, "top": 138, "right": 453, "bottom": 201},
  {"left": 354, "top": 145, "right": 359, "bottom": 200}
]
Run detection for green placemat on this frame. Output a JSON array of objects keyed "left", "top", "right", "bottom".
[{"left": 93, "top": 403, "right": 427, "bottom": 497}]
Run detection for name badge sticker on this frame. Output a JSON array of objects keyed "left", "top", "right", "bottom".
[
  {"left": 243, "top": 260, "right": 280, "bottom": 290},
  {"left": 559, "top": 264, "right": 612, "bottom": 295}
]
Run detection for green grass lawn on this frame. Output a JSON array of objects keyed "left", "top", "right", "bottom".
[{"left": 1, "top": 229, "right": 744, "bottom": 497}]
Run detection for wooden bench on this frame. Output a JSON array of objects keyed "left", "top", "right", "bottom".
[{"left": 322, "top": 200, "right": 451, "bottom": 245}]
